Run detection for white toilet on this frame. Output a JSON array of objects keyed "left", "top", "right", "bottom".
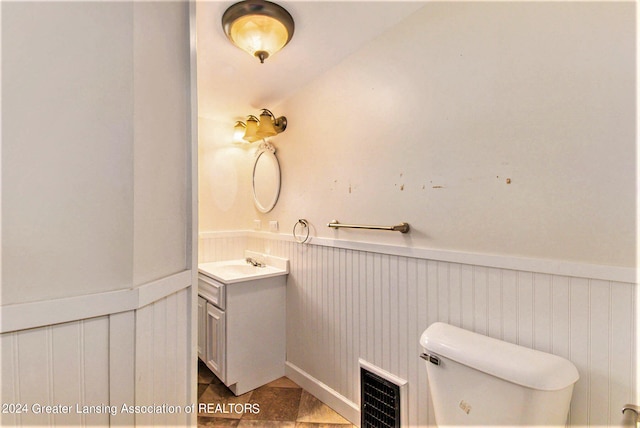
[{"left": 420, "top": 322, "right": 579, "bottom": 427}]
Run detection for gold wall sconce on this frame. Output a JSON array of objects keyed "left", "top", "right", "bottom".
[
  {"left": 243, "top": 115, "right": 261, "bottom": 143},
  {"left": 222, "top": 0, "right": 295, "bottom": 64},
  {"left": 256, "top": 109, "right": 287, "bottom": 138},
  {"left": 234, "top": 109, "right": 287, "bottom": 144},
  {"left": 232, "top": 120, "right": 248, "bottom": 144}
]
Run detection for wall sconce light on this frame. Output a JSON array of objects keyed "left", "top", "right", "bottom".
[
  {"left": 222, "top": 0, "right": 295, "bottom": 64},
  {"left": 232, "top": 121, "right": 248, "bottom": 144},
  {"left": 234, "top": 109, "right": 287, "bottom": 144},
  {"left": 243, "top": 115, "right": 261, "bottom": 142},
  {"left": 256, "top": 109, "right": 287, "bottom": 139}
]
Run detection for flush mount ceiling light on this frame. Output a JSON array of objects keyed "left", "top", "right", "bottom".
[{"left": 222, "top": 0, "right": 295, "bottom": 64}]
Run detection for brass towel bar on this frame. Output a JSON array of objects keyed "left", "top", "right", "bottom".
[{"left": 327, "top": 219, "right": 410, "bottom": 234}]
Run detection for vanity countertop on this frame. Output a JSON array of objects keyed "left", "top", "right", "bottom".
[{"left": 198, "top": 251, "right": 289, "bottom": 285}]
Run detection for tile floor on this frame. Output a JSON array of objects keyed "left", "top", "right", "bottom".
[{"left": 198, "top": 360, "right": 357, "bottom": 428}]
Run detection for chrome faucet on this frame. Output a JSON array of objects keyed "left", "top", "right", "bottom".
[{"left": 246, "top": 257, "right": 265, "bottom": 267}]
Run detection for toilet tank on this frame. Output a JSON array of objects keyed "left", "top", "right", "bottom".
[{"left": 420, "top": 322, "right": 579, "bottom": 427}]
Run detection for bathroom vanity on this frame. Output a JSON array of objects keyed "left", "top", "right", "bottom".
[{"left": 198, "top": 252, "right": 288, "bottom": 396}]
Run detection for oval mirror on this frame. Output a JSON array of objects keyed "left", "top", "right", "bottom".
[{"left": 252, "top": 149, "right": 281, "bottom": 213}]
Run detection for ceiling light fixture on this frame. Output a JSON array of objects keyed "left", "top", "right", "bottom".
[{"left": 222, "top": 0, "right": 295, "bottom": 64}]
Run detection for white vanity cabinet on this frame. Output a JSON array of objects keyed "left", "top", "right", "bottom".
[
  {"left": 197, "top": 296, "right": 206, "bottom": 359},
  {"left": 198, "top": 254, "right": 288, "bottom": 396},
  {"left": 198, "top": 296, "right": 226, "bottom": 380},
  {"left": 205, "top": 301, "right": 225, "bottom": 381}
]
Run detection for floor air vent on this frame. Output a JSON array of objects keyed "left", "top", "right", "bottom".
[{"left": 360, "top": 361, "right": 406, "bottom": 428}]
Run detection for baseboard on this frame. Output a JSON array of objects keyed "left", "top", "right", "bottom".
[{"left": 285, "top": 361, "right": 360, "bottom": 426}]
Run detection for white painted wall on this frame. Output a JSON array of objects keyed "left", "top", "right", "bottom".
[
  {"left": 3, "top": 1, "right": 191, "bottom": 304},
  {"left": 1, "top": 2, "right": 196, "bottom": 426},
  {"left": 199, "top": 1, "right": 636, "bottom": 268},
  {"left": 2, "top": 2, "right": 135, "bottom": 305},
  {"left": 199, "top": 117, "right": 256, "bottom": 232},
  {"left": 132, "top": 1, "right": 190, "bottom": 286}
]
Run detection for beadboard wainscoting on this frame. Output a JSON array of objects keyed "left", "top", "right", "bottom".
[
  {"left": 0, "top": 316, "right": 111, "bottom": 427},
  {"left": 0, "top": 275, "right": 194, "bottom": 427},
  {"left": 135, "top": 288, "right": 191, "bottom": 426},
  {"left": 199, "top": 231, "right": 637, "bottom": 427}
]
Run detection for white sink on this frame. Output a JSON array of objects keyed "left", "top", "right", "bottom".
[
  {"left": 216, "top": 264, "right": 268, "bottom": 277},
  {"left": 198, "top": 251, "right": 289, "bottom": 284}
]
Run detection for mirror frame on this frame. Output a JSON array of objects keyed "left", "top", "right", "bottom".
[{"left": 252, "top": 146, "right": 281, "bottom": 213}]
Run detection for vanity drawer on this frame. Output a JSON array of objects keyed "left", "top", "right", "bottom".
[{"left": 198, "top": 274, "right": 226, "bottom": 310}]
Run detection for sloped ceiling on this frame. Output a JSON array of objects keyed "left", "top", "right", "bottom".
[{"left": 196, "top": 1, "right": 425, "bottom": 122}]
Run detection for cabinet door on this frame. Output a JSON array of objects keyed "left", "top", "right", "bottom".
[
  {"left": 206, "top": 302, "right": 225, "bottom": 383},
  {"left": 197, "top": 296, "right": 206, "bottom": 360}
]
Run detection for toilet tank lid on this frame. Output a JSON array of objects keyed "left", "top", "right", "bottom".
[{"left": 420, "top": 322, "right": 579, "bottom": 391}]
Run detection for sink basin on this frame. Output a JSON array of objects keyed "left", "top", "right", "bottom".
[
  {"left": 198, "top": 253, "right": 289, "bottom": 284},
  {"left": 216, "top": 264, "right": 267, "bottom": 277}
]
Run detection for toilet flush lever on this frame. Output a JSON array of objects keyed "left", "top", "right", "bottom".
[{"left": 420, "top": 353, "right": 441, "bottom": 366}]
